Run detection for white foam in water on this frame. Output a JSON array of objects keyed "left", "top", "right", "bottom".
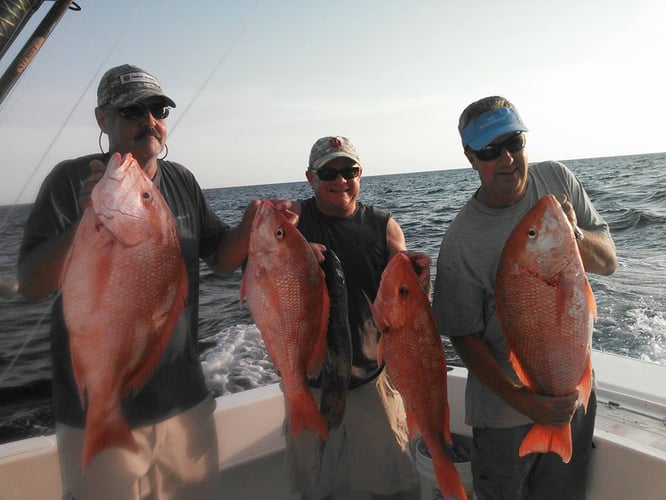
[
  {"left": 626, "top": 308, "right": 666, "bottom": 363},
  {"left": 200, "top": 324, "right": 280, "bottom": 396}
]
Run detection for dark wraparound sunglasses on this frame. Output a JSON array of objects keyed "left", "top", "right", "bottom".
[
  {"left": 469, "top": 132, "right": 526, "bottom": 161},
  {"left": 116, "top": 103, "right": 170, "bottom": 120},
  {"left": 316, "top": 165, "right": 361, "bottom": 181}
]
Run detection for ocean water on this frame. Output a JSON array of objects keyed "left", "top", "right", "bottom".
[{"left": 1, "top": 152, "right": 664, "bottom": 444}]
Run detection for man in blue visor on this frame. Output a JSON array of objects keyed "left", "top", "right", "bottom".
[{"left": 432, "top": 96, "right": 617, "bottom": 499}]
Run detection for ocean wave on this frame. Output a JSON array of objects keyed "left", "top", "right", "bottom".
[{"left": 606, "top": 207, "right": 666, "bottom": 232}]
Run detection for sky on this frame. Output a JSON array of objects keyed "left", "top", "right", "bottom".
[{"left": 0, "top": 0, "right": 664, "bottom": 205}]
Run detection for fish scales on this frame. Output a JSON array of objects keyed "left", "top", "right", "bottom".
[
  {"left": 241, "top": 201, "right": 330, "bottom": 440},
  {"left": 369, "top": 253, "right": 466, "bottom": 500},
  {"left": 61, "top": 152, "right": 188, "bottom": 469},
  {"left": 495, "top": 194, "right": 596, "bottom": 463}
]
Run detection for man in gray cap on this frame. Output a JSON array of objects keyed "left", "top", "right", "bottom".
[
  {"left": 284, "top": 136, "right": 431, "bottom": 499},
  {"left": 18, "top": 64, "right": 263, "bottom": 499},
  {"left": 432, "top": 96, "right": 617, "bottom": 499}
]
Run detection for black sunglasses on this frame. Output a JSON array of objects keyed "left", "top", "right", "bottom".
[
  {"left": 316, "top": 165, "right": 361, "bottom": 181},
  {"left": 116, "top": 103, "right": 170, "bottom": 120},
  {"left": 469, "top": 132, "right": 526, "bottom": 161}
]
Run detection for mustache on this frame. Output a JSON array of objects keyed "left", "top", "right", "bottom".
[{"left": 134, "top": 127, "right": 161, "bottom": 141}]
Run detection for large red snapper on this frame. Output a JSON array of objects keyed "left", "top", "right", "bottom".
[
  {"left": 368, "top": 253, "right": 466, "bottom": 500},
  {"left": 240, "top": 201, "right": 330, "bottom": 440},
  {"left": 495, "top": 194, "right": 596, "bottom": 463},
  {"left": 61, "top": 152, "right": 188, "bottom": 469}
]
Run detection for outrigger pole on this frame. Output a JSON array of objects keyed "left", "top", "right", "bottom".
[{"left": 0, "top": 0, "right": 79, "bottom": 107}]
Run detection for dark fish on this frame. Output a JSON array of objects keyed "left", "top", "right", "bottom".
[{"left": 319, "top": 249, "right": 352, "bottom": 430}]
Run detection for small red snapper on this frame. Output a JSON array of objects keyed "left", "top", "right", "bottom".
[
  {"left": 368, "top": 253, "right": 466, "bottom": 500},
  {"left": 241, "top": 201, "right": 330, "bottom": 440},
  {"left": 495, "top": 194, "right": 596, "bottom": 463},
  {"left": 61, "top": 152, "right": 188, "bottom": 469}
]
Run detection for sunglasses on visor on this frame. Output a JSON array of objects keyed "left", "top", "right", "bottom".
[
  {"left": 469, "top": 132, "right": 526, "bottom": 161},
  {"left": 315, "top": 165, "right": 361, "bottom": 181},
  {"left": 116, "top": 103, "right": 170, "bottom": 120}
]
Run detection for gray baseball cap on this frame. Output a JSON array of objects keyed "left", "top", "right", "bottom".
[
  {"left": 97, "top": 64, "right": 176, "bottom": 108},
  {"left": 308, "top": 136, "right": 360, "bottom": 171}
]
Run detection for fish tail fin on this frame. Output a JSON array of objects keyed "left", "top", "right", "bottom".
[
  {"left": 288, "top": 391, "right": 330, "bottom": 441},
  {"left": 428, "top": 439, "right": 467, "bottom": 500},
  {"left": 519, "top": 423, "right": 572, "bottom": 463},
  {"left": 82, "top": 406, "right": 136, "bottom": 470}
]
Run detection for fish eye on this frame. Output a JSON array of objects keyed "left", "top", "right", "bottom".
[
  {"left": 399, "top": 285, "right": 409, "bottom": 296},
  {"left": 141, "top": 191, "right": 152, "bottom": 201},
  {"left": 527, "top": 227, "right": 538, "bottom": 239},
  {"left": 276, "top": 228, "right": 285, "bottom": 239}
]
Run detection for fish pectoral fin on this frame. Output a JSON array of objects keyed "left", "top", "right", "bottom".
[
  {"left": 508, "top": 350, "right": 538, "bottom": 391},
  {"left": 377, "top": 335, "right": 385, "bottom": 366},
  {"left": 584, "top": 278, "right": 598, "bottom": 321},
  {"left": 576, "top": 355, "right": 594, "bottom": 412},
  {"left": 363, "top": 291, "right": 389, "bottom": 333}
]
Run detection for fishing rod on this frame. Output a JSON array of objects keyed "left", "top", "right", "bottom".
[
  {"left": 0, "top": 0, "right": 44, "bottom": 61},
  {"left": 0, "top": 0, "right": 80, "bottom": 107}
]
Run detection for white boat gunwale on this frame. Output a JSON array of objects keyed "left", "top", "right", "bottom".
[{"left": 1, "top": 351, "right": 665, "bottom": 500}]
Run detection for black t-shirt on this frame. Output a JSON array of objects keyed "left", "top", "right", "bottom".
[
  {"left": 297, "top": 198, "right": 390, "bottom": 388},
  {"left": 19, "top": 153, "right": 228, "bottom": 427}
]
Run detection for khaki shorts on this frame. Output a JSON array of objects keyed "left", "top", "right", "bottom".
[
  {"left": 285, "top": 370, "right": 418, "bottom": 499},
  {"left": 57, "top": 396, "right": 220, "bottom": 500}
]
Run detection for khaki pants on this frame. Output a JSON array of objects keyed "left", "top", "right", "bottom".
[
  {"left": 57, "top": 396, "right": 220, "bottom": 500},
  {"left": 286, "top": 370, "right": 419, "bottom": 499}
]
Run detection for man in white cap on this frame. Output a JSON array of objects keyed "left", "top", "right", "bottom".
[
  {"left": 18, "top": 64, "right": 262, "bottom": 499},
  {"left": 285, "top": 136, "right": 431, "bottom": 499},
  {"left": 432, "top": 96, "right": 617, "bottom": 499}
]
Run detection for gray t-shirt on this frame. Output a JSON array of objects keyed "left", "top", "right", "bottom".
[
  {"left": 19, "top": 154, "right": 228, "bottom": 428},
  {"left": 432, "top": 161, "right": 610, "bottom": 428}
]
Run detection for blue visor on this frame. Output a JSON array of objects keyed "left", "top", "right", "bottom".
[{"left": 461, "top": 107, "right": 528, "bottom": 149}]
